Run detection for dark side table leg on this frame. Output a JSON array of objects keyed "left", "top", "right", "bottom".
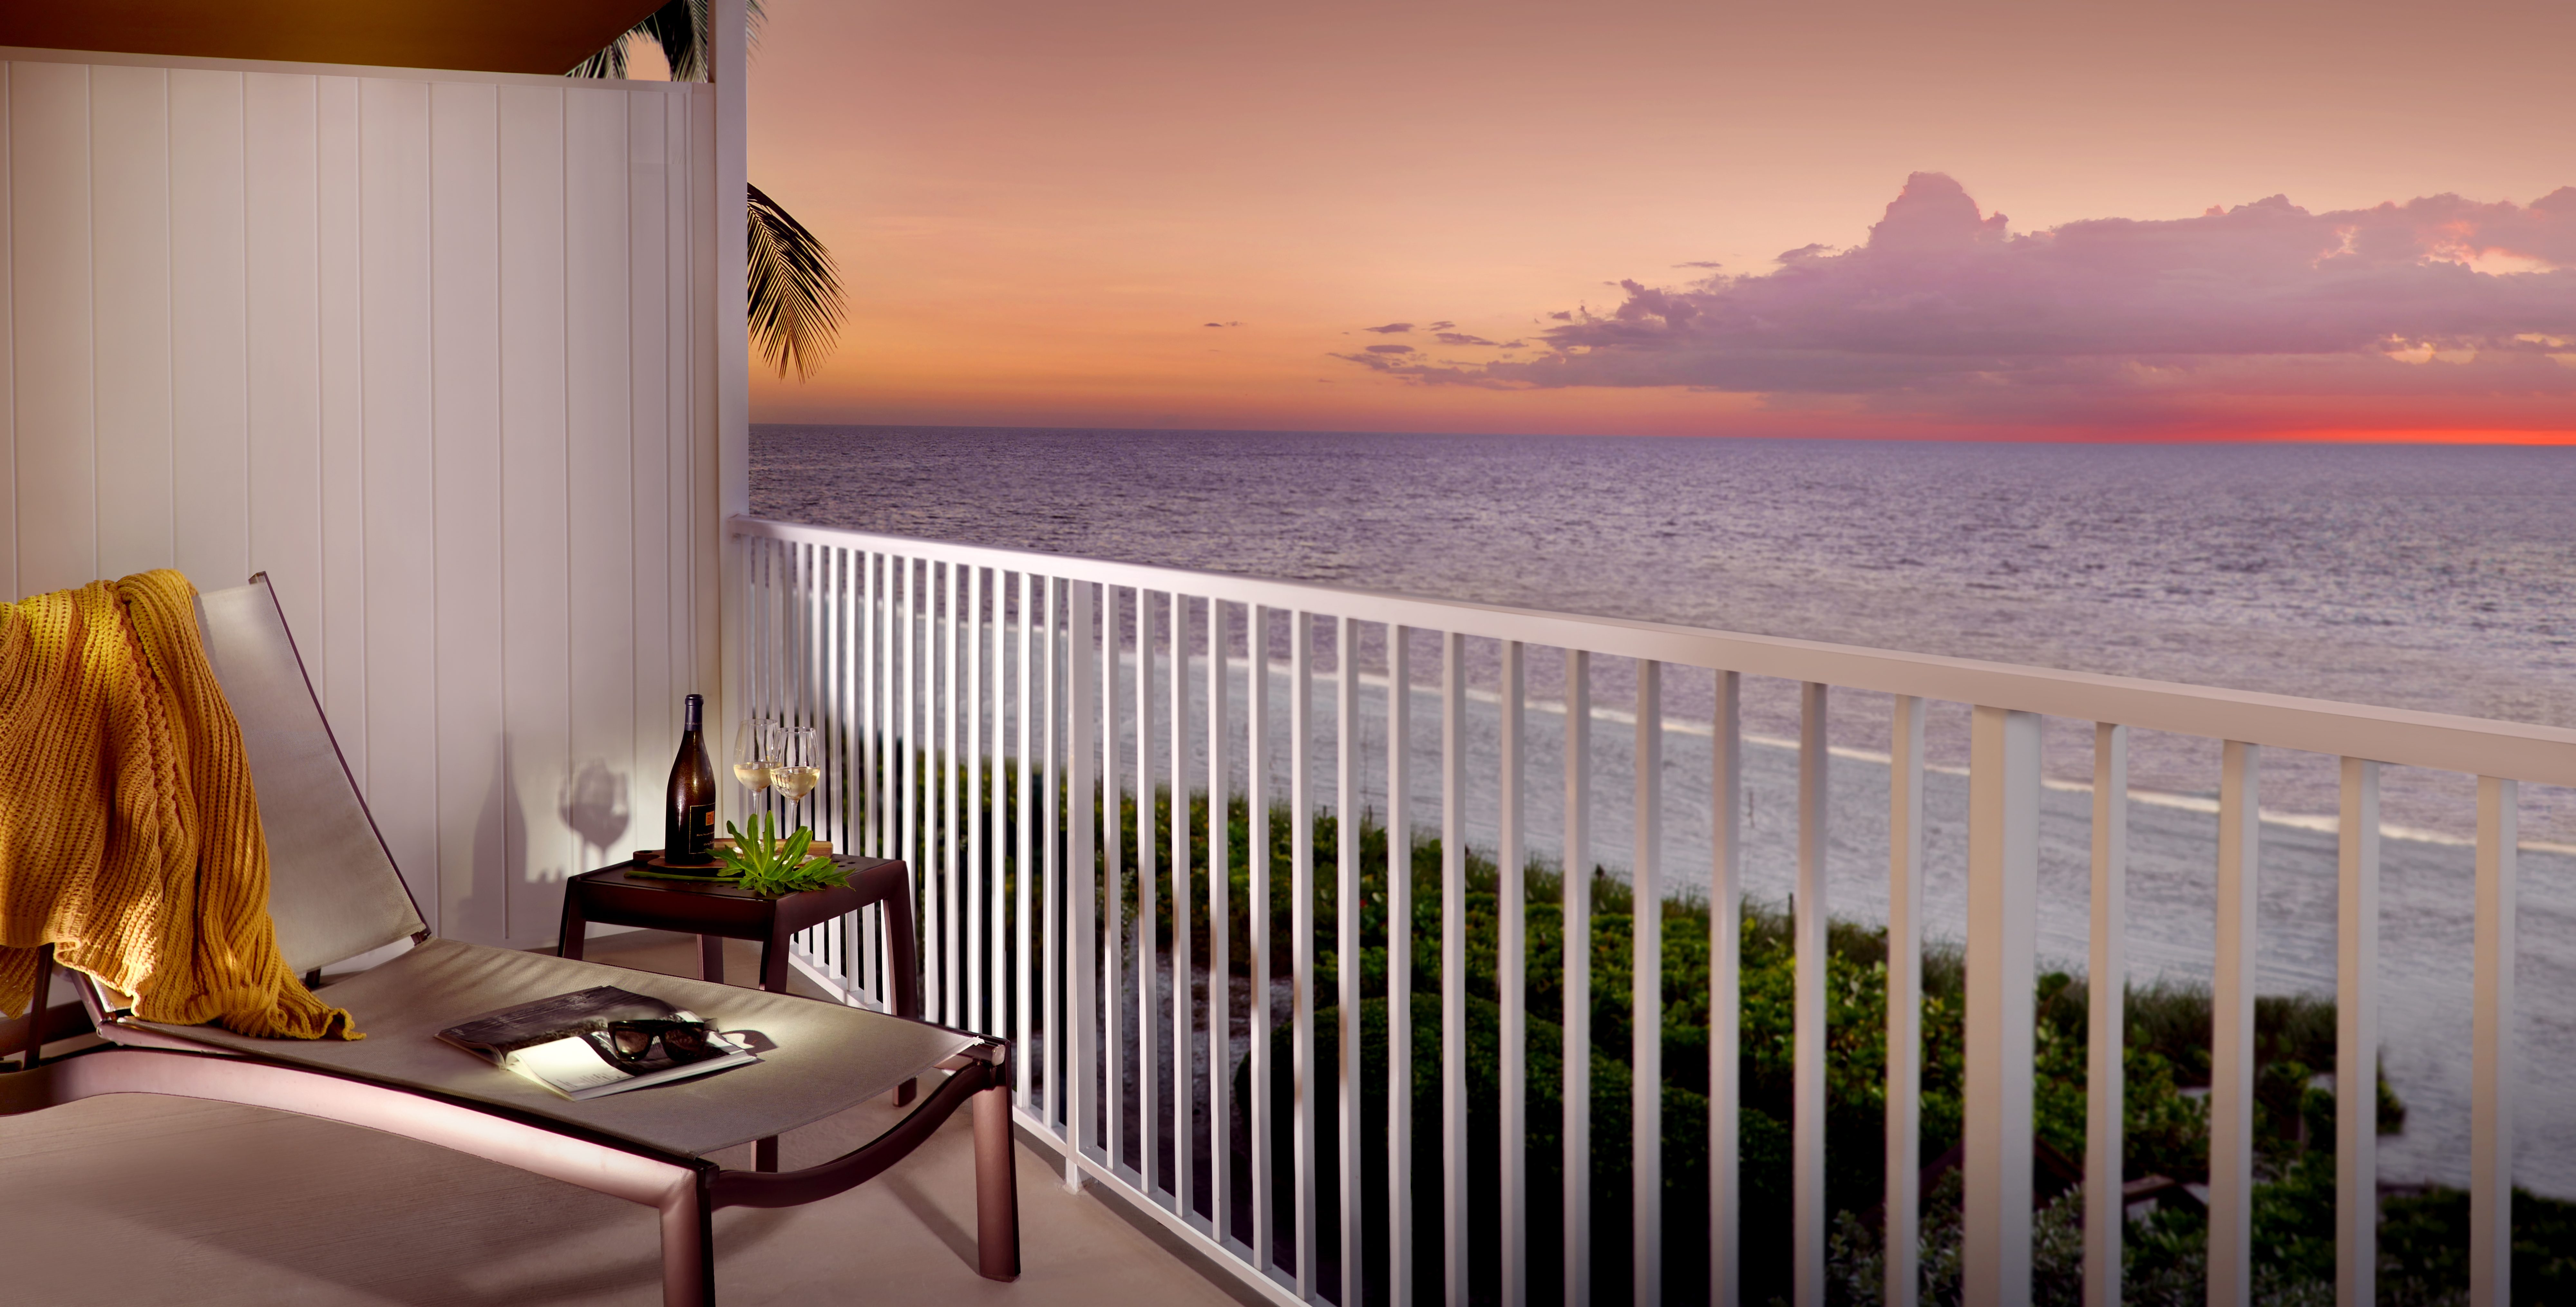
[
  {"left": 697, "top": 933, "right": 724, "bottom": 984},
  {"left": 753, "top": 928, "right": 792, "bottom": 1172},
  {"left": 557, "top": 889, "right": 587, "bottom": 961}
]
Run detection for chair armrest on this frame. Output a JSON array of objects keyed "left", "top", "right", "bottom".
[{"left": 709, "top": 1041, "right": 1004, "bottom": 1210}]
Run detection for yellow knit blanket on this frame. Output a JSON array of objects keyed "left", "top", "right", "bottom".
[{"left": 0, "top": 570, "right": 356, "bottom": 1039}]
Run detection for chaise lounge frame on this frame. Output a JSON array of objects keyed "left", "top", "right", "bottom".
[{"left": 0, "top": 574, "right": 1018, "bottom": 1305}]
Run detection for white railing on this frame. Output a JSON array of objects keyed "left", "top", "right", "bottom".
[{"left": 730, "top": 514, "right": 2574, "bottom": 1307}]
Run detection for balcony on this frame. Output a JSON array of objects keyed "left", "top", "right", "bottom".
[{"left": 2, "top": 11, "right": 2568, "bottom": 1304}]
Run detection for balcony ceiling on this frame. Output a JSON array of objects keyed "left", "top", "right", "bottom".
[{"left": 0, "top": 0, "right": 668, "bottom": 77}]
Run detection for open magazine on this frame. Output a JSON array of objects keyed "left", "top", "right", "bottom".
[{"left": 438, "top": 986, "right": 760, "bottom": 1101}]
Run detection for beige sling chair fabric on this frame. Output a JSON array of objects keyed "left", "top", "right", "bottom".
[{"left": 0, "top": 570, "right": 354, "bottom": 1038}]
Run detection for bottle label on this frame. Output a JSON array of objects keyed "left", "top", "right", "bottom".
[{"left": 678, "top": 802, "right": 715, "bottom": 856}]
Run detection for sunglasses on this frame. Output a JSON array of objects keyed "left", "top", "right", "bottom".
[{"left": 594, "top": 1018, "right": 722, "bottom": 1065}]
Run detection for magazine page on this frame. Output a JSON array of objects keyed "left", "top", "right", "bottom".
[{"left": 503, "top": 1027, "right": 759, "bottom": 1101}]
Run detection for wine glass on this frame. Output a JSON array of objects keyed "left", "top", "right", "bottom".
[
  {"left": 733, "top": 718, "right": 777, "bottom": 794},
  {"left": 772, "top": 726, "right": 821, "bottom": 804}
]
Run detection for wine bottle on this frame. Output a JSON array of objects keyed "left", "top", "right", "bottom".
[{"left": 663, "top": 694, "right": 717, "bottom": 864}]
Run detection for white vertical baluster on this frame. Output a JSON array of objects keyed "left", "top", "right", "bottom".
[
  {"left": 1633, "top": 660, "right": 1664, "bottom": 1307},
  {"left": 864, "top": 555, "right": 883, "bottom": 1002},
  {"left": 1338, "top": 614, "right": 1365, "bottom": 1307},
  {"left": 867, "top": 552, "right": 884, "bottom": 863},
  {"left": 1210, "top": 600, "right": 1236, "bottom": 1247},
  {"left": 1443, "top": 630, "right": 1470, "bottom": 1307},
  {"left": 902, "top": 560, "right": 920, "bottom": 1010},
  {"left": 1040, "top": 577, "right": 1062, "bottom": 1125},
  {"left": 2336, "top": 756, "right": 2379, "bottom": 1307},
  {"left": 1292, "top": 612, "right": 1318, "bottom": 1297},
  {"left": 1795, "top": 682, "right": 1829, "bottom": 1307},
  {"left": 1252, "top": 606, "right": 1276, "bottom": 1274},
  {"left": 1068, "top": 580, "right": 1097, "bottom": 1186},
  {"left": 2211, "top": 741, "right": 2259, "bottom": 1307},
  {"left": 1500, "top": 640, "right": 1528, "bottom": 1307},
  {"left": 970, "top": 565, "right": 986, "bottom": 1032},
  {"left": 2086, "top": 724, "right": 2128, "bottom": 1307},
  {"left": 945, "top": 563, "right": 963, "bottom": 1026},
  {"left": 1387, "top": 626, "right": 1415, "bottom": 1307},
  {"left": 1564, "top": 650, "right": 1592, "bottom": 1307},
  {"left": 992, "top": 571, "right": 1009, "bottom": 1038},
  {"left": 1711, "top": 671, "right": 1742, "bottom": 1307},
  {"left": 813, "top": 548, "right": 833, "bottom": 854},
  {"left": 1965, "top": 706, "right": 2039, "bottom": 1307},
  {"left": 1887, "top": 695, "right": 1927, "bottom": 1307},
  {"left": 1046, "top": 577, "right": 1066, "bottom": 1129},
  {"left": 1140, "top": 592, "right": 1161, "bottom": 1198},
  {"left": 1105, "top": 588, "right": 1126, "bottom": 1177},
  {"left": 1174, "top": 593, "right": 1196, "bottom": 1222},
  {"left": 1018, "top": 571, "right": 1037, "bottom": 1104},
  {"left": 2471, "top": 776, "right": 2517, "bottom": 1307}
]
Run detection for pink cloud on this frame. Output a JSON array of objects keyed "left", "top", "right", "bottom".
[{"left": 1342, "top": 173, "right": 2576, "bottom": 434}]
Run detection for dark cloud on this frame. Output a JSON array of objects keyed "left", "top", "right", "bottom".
[
  {"left": 1365, "top": 343, "right": 1418, "bottom": 354},
  {"left": 1340, "top": 173, "right": 2576, "bottom": 431},
  {"left": 1360, "top": 322, "right": 1414, "bottom": 334},
  {"left": 1429, "top": 321, "right": 1455, "bottom": 330},
  {"left": 1435, "top": 332, "right": 1500, "bottom": 346},
  {"left": 1202, "top": 320, "right": 1242, "bottom": 327},
  {"left": 1673, "top": 260, "right": 1723, "bottom": 269}
]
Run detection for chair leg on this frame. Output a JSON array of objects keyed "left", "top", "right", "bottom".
[
  {"left": 659, "top": 1169, "right": 717, "bottom": 1307},
  {"left": 973, "top": 1083, "right": 1021, "bottom": 1281}
]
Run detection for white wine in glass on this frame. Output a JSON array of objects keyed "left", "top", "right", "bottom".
[
  {"left": 733, "top": 718, "right": 776, "bottom": 792},
  {"left": 772, "top": 725, "right": 821, "bottom": 802}
]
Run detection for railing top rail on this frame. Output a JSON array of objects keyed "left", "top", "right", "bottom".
[{"left": 733, "top": 515, "right": 2576, "bottom": 787}]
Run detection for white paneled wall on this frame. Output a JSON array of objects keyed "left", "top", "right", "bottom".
[{"left": 1, "top": 50, "right": 719, "bottom": 949}]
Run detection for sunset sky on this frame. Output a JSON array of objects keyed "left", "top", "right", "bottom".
[{"left": 736, "top": 0, "right": 2576, "bottom": 442}]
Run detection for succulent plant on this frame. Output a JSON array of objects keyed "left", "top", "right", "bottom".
[{"left": 712, "top": 813, "right": 845, "bottom": 897}]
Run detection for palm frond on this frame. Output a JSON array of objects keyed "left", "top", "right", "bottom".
[
  {"left": 747, "top": 182, "right": 846, "bottom": 380},
  {"left": 567, "top": 42, "right": 629, "bottom": 78},
  {"left": 566, "top": 0, "right": 762, "bottom": 83}
]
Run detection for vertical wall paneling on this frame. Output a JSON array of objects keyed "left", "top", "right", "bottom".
[
  {"left": 2, "top": 52, "right": 712, "bottom": 950},
  {"left": 429, "top": 79, "right": 505, "bottom": 942},
  {"left": 687, "top": 88, "right": 719, "bottom": 687},
  {"left": 664, "top": 93, "right": 696, "bottom": 703},
  {"left": 88, "top": 64, "right": 173, "bottom": 579},
  {"left": 242, "top": 73, "right": 324, "bottom": 648},
  {"left": 627, "top": 90, "right": 677, "bottom": 817},
  {"left": 315, "top": 73, "right": 366, "bottom": 770},
  {"left": 356, "top": 74, "right": 439, "bottom": 920},
  {"left": 497, "top": 82, "right": 574, "bottom": 943},
  {"left": 9, "top": 60, "right": 95, "bottom": 595},
  {"left": 564, "top": 83, "right": 639, "bottom": 897},
  {"left": 167, "top": 69, "right": 250, "bottom": 585}
]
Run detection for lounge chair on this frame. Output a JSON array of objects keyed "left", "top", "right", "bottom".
[{"left": 0, "top": 574, "right": 1017, "bottom": 1305}]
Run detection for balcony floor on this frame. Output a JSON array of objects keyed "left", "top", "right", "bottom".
[{"left": 0, "top": 932, "right": 1233, "bottom": 1307}]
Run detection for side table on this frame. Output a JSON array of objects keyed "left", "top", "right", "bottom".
[{"left": 558, "top": 852, "right": 922, "bottom": 1169}]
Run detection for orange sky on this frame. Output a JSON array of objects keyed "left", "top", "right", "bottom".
[{"left": 737, "top": 0, "right": 2576, "bottom": 441}]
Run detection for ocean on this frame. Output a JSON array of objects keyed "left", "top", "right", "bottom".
[{"left": 754, "top": 424, "right": 2576, "bottom": 1194}]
